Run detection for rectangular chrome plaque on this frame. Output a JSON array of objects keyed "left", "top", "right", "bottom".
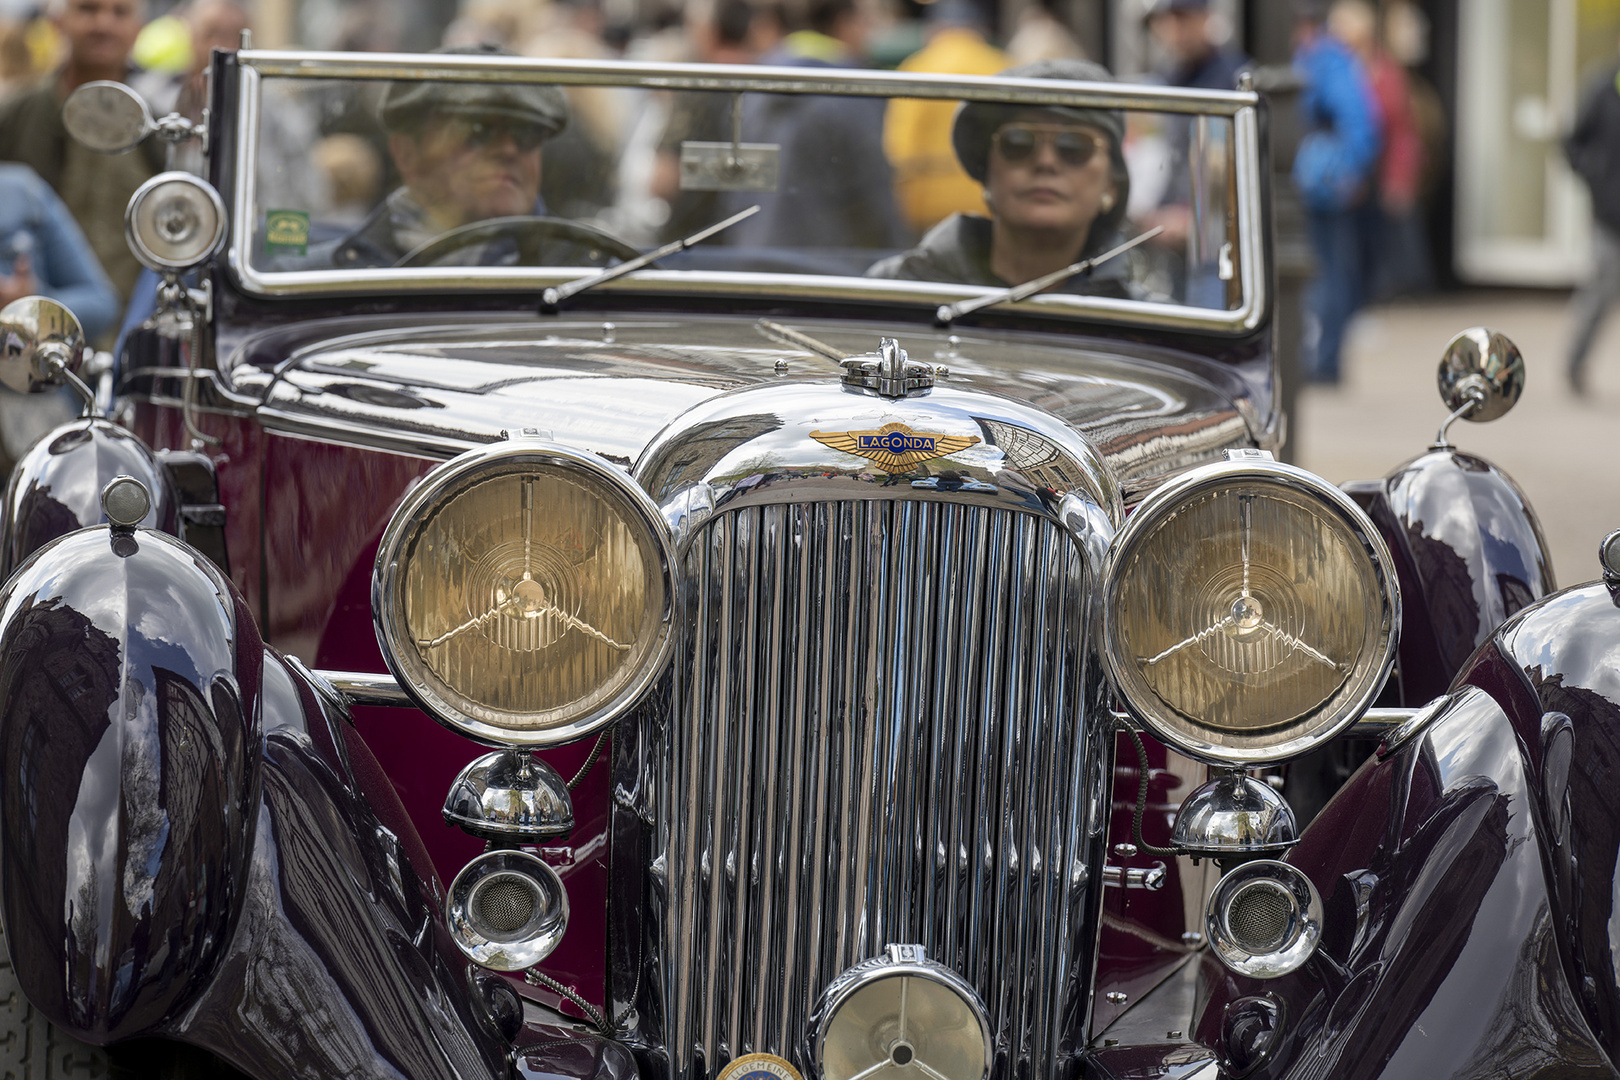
[{"left": 679, "top": 142, "right": 780, "bottom": 192}]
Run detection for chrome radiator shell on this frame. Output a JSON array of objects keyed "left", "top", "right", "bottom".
[{"left": 638, "top": 496, "right": 1110, "bottom": 1080}]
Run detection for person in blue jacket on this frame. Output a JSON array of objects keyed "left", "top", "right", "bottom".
[
  {"left": 0, "top": 163, "right": 120, "bottom": 342},
  {"left": 0, "top": 162, "right": 121, "bottom": 471},
  {"left": 1291, "top": 0, "right": 1381, "bottom": 385}
]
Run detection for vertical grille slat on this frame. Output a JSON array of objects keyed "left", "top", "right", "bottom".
[{"left": 661, "top": 500, "right": 1096, "bottom": 1080}]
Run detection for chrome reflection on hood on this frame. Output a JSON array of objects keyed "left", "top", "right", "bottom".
[
  {"left": 244, "top": 317, "right": 1256, "bottom": 490},
  {"left": 636, "top": 380, "right": 1124, "bottom": 543}
]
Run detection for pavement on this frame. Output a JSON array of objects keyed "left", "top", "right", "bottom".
[{"left": 1292, "top": 290, "right": 1620, "bottom": 591}]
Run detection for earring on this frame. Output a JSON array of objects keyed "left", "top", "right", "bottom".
[{"left": 1101, "top": 193, "right": 1116, "bottom": 212}]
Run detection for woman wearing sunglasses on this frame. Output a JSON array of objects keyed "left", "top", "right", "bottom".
[{"left": 868, "top": 59, "right": 1134, "bottom": 294}]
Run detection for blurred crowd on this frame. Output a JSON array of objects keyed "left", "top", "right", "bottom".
[{"left": 0, "top": 0, "right": 1443, "bottom": 381}]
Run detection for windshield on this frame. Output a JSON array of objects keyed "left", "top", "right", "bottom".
[{"left": 235, "top": 55, "right": 1261, "bottom": 329}]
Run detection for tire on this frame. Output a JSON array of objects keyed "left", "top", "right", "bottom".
[{"left": 0, "top": 922, "right": 118, "bottom": 1080}]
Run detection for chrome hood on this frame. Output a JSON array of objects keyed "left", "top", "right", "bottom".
[{"left": 248, "top": 316, "right": 1261, "bottom": 490}]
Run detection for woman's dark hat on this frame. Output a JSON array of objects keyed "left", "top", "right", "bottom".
[
  {"left": 951, "top": 58, "right": 1125, "bottom": 184},
  {"left": 381, "top": 44, "right": 570, "bottom": 140}
]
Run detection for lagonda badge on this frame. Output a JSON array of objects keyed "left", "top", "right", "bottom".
[
  {"left": 811, "top": 423, "right": 979, "bottom": 473},
  {"left": 718, "top": 1053, "right": 805, "bottom": 1080}
]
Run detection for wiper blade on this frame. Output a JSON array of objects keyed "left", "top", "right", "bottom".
[
  {"left": 933, "top": 225, "right": 1163, "bottom": 326},
  {"left": 541, "top": 204, "right": 760, "bottom": 310},
  {"left": 754, "top": 318, "right": 850, "bottom": 361}
]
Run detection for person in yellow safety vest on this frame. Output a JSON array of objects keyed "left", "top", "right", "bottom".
[{"left": 884, "top": 0, "right": 1008, "bottom": 237}]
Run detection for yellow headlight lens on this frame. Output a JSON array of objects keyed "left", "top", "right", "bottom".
[
  {"left": 1103, "top": 462, "right": 1397, "bottom": 764},
  {"left": 376, "top": 445, "right": 673, "bottom": 746}
]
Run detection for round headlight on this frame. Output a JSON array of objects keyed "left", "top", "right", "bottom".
[
  {"left": 810, "top": 945, "right": 991, "bottom": 1080},
  {"left": 125, "top": 171, "right": 226, "bottom": 271},
  {"left": 374, "top": 442, "right": 675, "bottom": 746},
  {"left": 1102, "top": 458, "right": 1397, "bottom": 765}
]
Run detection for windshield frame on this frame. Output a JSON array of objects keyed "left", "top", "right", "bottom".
[{"left": 229, "top": 50, "right": 1267, "bottom": 334}]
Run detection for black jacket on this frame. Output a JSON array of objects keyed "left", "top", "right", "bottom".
[
  {"left": 866, "top": 213, "right": 1137, "bottom": 298},
  {"left": 1565, "top": 60, "right": 1620, "bottom": 231}
]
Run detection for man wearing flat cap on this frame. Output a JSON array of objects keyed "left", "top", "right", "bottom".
[
  {"left": 328, "top": 45, "right": 570, "bottom": 268},
  {"left": 868, "top": 58, "right": 1136, "bottom": 295}
]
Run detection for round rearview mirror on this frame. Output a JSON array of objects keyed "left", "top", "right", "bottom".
[
  {"left": 63, "top": 80, "right": 154, "bottom": 154},
  {"left": 1437, "top": 326, "right": 1524, "bottom": 423},
  {"left": 0, "top": 297, "right": 86, "bottom": 394}
]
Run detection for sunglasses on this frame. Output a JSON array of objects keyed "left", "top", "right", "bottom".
[
  {"left": 991, "top": 124, "right": 1107, "bottom": 168},
  {"left": 445, "top": 117, "right": 549, "bottom": 152}
]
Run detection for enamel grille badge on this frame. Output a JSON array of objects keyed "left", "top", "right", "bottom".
[
  {"left": 718, "top": 1054, "right": 804, "bottom": 1080},
  {"left": 811, "top": 423, "right": 979, "bottom": 473}
]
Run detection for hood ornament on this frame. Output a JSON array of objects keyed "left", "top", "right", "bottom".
[
  {"left": 751, "top": 324, "right": 937, "bottom": 399},
  {"left": 839, "top": 338, "right": 936, "bottom": 398}
]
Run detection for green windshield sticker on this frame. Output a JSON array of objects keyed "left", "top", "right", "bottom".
[{"left": 265, "top": 210, "right": 310, "bottom": 255}]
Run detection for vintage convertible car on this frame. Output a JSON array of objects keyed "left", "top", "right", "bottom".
[{"left": 0, "top": 46, "right": 1609, "bottom": 1080}]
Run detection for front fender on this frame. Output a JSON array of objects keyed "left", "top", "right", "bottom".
[
  {"left": 1458, "top": 582, "right": 1620, "bottom": 1068},
  {"left": 0, "top": 418, "right": 179, "bottom": 581},
  {"left": 0, "top": 524, "right": 260, "bottom": 1041},
  {"left": 1196, "top": 683, "right": 1609, "bottom": 1078},
  {"left": 1348, "top": 449, "right": 1554, "bottom": 703}
]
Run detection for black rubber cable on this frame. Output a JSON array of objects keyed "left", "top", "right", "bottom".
[{"left": 1129, "top": 727, "right": 1183, "bottom": 858}]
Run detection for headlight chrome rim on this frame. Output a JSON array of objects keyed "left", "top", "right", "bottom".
[
  {"left": 124, "top": 171, "right": 227, "bottom": 272},
  {"left": 1206, "top": 859, "right": 1323, "bottom": 979},
  {"left": 373, "top": 440, "right": 677, "bottom": 747},
  {"left": 1101, "top": 458, "right": 1398, "bottom": 766}
]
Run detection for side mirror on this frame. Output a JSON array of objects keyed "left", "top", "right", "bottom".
[
  {"left": 0, "top": 297, "right": 87, "bottom": 395},
  {"left": 62, "top": 80, "right": 155, "bottom": 153},
  {"left": 1433, "top": 326, "right": 1525, "bottom": 449}
]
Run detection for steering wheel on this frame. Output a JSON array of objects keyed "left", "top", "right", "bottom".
[{"left": 395, "top": 215, "right": 641, "bottom": 268}]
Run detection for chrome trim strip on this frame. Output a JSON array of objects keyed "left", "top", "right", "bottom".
[
  {"left": 226, "top": 53, "right": 1265, "bottom": 335},
  {"left": 239, "top": 52, "right": 1257, "bottom": 112},
  {"left": 1347, "top": 706, "right": 1419, "bottom": 736},
  {"left": 321, "top": 669, "right": 412, "bottom": 707},
  {"left": 657, "top": 497, "right": 1103, "bottom": 1079},
  {"left": 1234, "top": 105, "right": 1267, "bottom": 333},
  {"left": 1373, "top": 694, "right": 1453, "bottom": 758},
  {"left": 255, "top": 405, "right": 477, "bottom": 460}
]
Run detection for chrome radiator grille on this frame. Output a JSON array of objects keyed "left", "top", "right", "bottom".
[{"left": 655, "top": 499, "right": 1100, "bottom": 1080}]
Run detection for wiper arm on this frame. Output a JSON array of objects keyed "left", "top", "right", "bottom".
[
  {"left": 933, "top": 226, "right": 1163, "bottom": 327},
  {"left": 540, "top": 204, "right": 760, "bottom": 311}
]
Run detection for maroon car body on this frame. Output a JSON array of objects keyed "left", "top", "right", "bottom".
[{"left": 0, "top": 46, "right": 1602, "bottom": 1080}]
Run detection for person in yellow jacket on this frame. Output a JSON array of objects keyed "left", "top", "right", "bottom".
[{"left": 884, "top": 0, "right": 1008, "bottom": 236}]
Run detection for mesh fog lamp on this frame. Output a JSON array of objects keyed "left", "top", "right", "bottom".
[
  {"left": 1101, "top": 456, "right": 1398, "bottom": 766},
  {"left": 447, "top": 849, "right": 568, "bottom": 971},
  {"left": 809, "top": 945, "right": 991, "bottom": 1080},
  {"left": 125, "top": 171, "right": 226, "bottom": 271},
  {"left": 1206, "top": 859, "right": 1322, "bottom": 978},
  {"left": 374, "top": 441, "right": 676, "bottom": 747}
]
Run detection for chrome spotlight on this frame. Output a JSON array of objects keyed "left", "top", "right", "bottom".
[
  {"left": 1206, "top": 860, "right": 1322, "bottom": 979},
  {"left": 444, "top": 749, "right": 574, "bottom": 841},
  {"left": 1171, "top": 772, "right": 1298, "bottom": 860},
  {"left": 809, "top": 944, "right": 991, "bottom": 1080},
  {"left": 447, "top": 849, "right": 568, "bottom": 971}
]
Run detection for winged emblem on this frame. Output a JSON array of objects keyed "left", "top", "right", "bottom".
[{"left": 810, "top": 422, "right": 980, "bottom": 473}]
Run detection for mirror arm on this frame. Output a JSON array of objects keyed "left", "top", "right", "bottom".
[
  {"left": 153, "top": 111, "right": 206, "bottom": 150},
  {"left": 38, "top": 345, "right": 97, "bottom": 415},
  {"left": 1430, "top": 376, "right": 1487, "bottom": 451}
]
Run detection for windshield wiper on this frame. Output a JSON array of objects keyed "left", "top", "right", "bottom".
[
  {"left": 933, "top": 225, "right": 1163, "bottom": 327},
  {"left": 540, "top": 204, "right": 759, "bottom": 311}
]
